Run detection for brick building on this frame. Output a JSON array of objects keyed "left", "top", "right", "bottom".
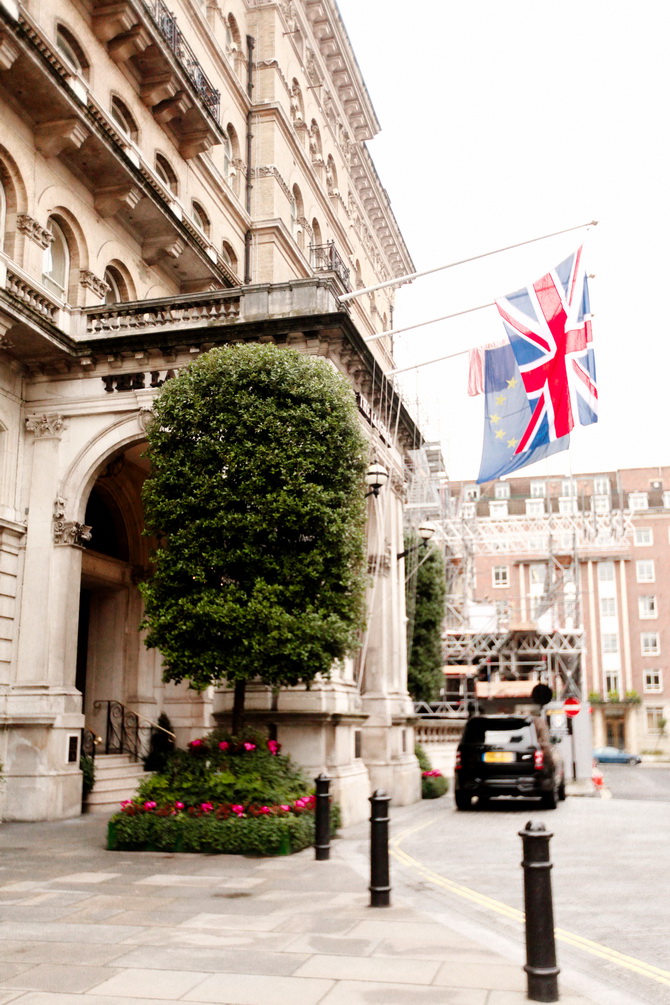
[{"left": 444, "top": 466, "right": 670, "bottom": 756}]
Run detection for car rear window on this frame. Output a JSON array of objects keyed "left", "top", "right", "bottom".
[{"left": 463, "top": 719, "right": 534, "bottom": 747}]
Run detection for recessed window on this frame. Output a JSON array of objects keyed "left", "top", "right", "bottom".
[
  {"left": 602, "top": 633, "right": 619, "bottom": 654},
  {"left": 494, "top": 482, "right": 511, "bottom": 500},
  {"left": 489, "top": 500, "right": 508, "bottom": 518},
  {"left": 103, "top": 265, "right": 130, "bottom": 304},
  {"left": 42, "top": 218, "right": 70, "bottom": 298},
  {"left": 636, "top": 559, "right": 655, "bottom": 583},
  {"left": 155, "top": 154, "right": 178, "bottom": 194},
  {"left": 605, "top": 672, "right": 620, "bottom": 696},
  {"left": 644, "top": 670, "right": 662, "bottom": 692},
  {"left": 598, "top": 561, "right": 615, "bottom": 582},
  {"left": 526, "top": 498, "right": 545, "bottom": 516},
  {"left": 593, "top": 476, "right": 610, "bottom": 495},
  {"left": 634, "top": 527, "right": 653, "bottom": 546},
  {"left": 221, "top": 240, "right": 238, "bottom": 273},
  {"left": 111, "top": 96, "right": 138, "bottom": 140},
  {"left": 600, "top": 596, "right": 616, "bottom": 617},
  {"left": 192, "top": 201, "right": 210, "bottom": 236},
  {"left": 529, "top": 563, "right": 545, "bottom": 586},
  {"left": 56, "top": 26, "right": 87, "bottom": 76},
  {"left": 558, "top": 496, "right": 578, "bottom": 515},
  {"left": 593, "top": 495, "right": 611, "bottom": 514},
  {"left": 492, "top": 566, "right": 509, "bottom": 588},
  {"left": 639, "top": 595, "right": 657, "bottom": 619},
  {"left": 628, "top": 492, "right": 649, "bottom": 511},
  {"left": 562, "top": 478, "right": 577, "bottom": 497},
  {"left": 463, "top": 485, "right": 480, "bottom": 501},
  {"left": 641, "top": 631, "right": 660, "bottom": 655},
  {"left": 461, "top": 501, "right": 477, "bottom": 519},
  {"left": 530, "top": 480, "right": 546, "bottom": 498},
  {"left": 646, "top": 707, "right": 664, "bottom": 731}
]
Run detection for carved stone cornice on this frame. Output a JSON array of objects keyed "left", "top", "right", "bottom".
[
  {"left": 254, "top": 165, "right": 291, "bottom": 202},
  {"left": 26, "top": 414, "right": 66, "bottom": 438},
  {"left": 53, "top": 496, "right": 92, "bottom": 547},
  {"left": 17, "top": 215, "right": 52, "bottom": 249},
  {"left": 80, "top": 271, "right": 110, "bottom": 300}
]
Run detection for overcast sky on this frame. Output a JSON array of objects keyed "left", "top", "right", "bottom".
[{"left": 335, "top": 0, "right": 668, "bottom": 483}]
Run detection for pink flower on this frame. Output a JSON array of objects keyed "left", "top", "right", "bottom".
[
  {"left": 218, "top": 741, "right": 229, "bottom": 751},
  {"left": 422, "top": 770, "right": 443, "bottom": 778},
  {"left": 143, "top": 801, "right": 157, "bottom": 811},
  {"left": 231, "top": 804, "right": 245, "bottom": 817},
  {"left": 120, "top": 799, "right": 132, "bottom": 808},
  {"left": 243, "top": 742, "right": 256, "bottom": 751},
  {"left": 174, "top": 801, "right": 185, "bottom": 811},
  {"left": 258, "top": 806, "right": 270, "bottom": 814},
  {"left": 267, "top": 740, "right": 280, "bottom": 755},
  {"left": 189, "top": 739, "right": 203, "bottom": 749},
  {"left": 200, "top": 802, "right": 214, "bottom": 813},
  {"left": 279, "top": 804, "right": 290, "bottom": 813}
]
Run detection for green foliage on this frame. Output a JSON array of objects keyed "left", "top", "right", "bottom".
[
  {"left": 143, "top": 712, "right": 176, "bottom": 773},
  {"left": 421, "top": 773, "right": 449, "bottom": 799},
  {"left": 624, "top": 690, "right": 641, "bottom": 704},
  {"left": 80, "top": 753, "right": 95, "bottom": 799},
  {"left": 136, "top": 728, "right": 309, "bottom": 807},
  {"left": 406, "top": 541, "right": 447, "bottom": 702},
  {"left": 588, "top": 691, "right": 603, "bottom": 705},
  {"left": 415, "top": 743, "right": 432, "bottom": 772},
  {"left": 139, "top": 343, "right": 369, "bottom": 693}
]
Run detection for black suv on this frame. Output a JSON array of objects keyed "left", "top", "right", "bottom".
[{"left": 454, "top": 714, "right": 565, "bottom": 810}]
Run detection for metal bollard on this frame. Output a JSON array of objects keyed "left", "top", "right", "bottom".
[
  {"left": 519, "top": 820, "right": 560, "bottom": 1003},
  {"left": 314, "top": 773, "right": 331, "bottom": 861},
  {"left": 369, "top": 789, "right": 391, "bottom": 907}
]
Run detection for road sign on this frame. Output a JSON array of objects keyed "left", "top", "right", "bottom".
[{"left": 564, "top": 697, "right": 581, "bottom": 718}]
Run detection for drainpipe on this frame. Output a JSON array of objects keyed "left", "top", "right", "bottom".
[{"left": 244, "top": 34, "right": 255, "bottom": 284}]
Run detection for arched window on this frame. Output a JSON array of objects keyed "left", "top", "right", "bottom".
[
  {"left": 55, "top": 26, "right": 88, "bottom": 77},
  {"left": 221, "top": 240, "right": 238, "bottom": 273},
  {"left": 0, "top": 179, "right": 5, "bottom": 253},
  {"left": 225, "top": 14, "right": 241, "bottom": 62},
  {"left": 192, "top": 201, "right": 210, "bottom": 236},
  {"left": 42, "top": 218, "right": 70, "bottom": 299},
  {"left": 155, "top": 153, "right": 178, "bottom": 194},
  {"left": 110, "top": 96, "right": 138, "bottom": 141},
  {"left": 103, "top": 265, "right": 130, "bottom": 304},
  {"left": 311, "top": 218, "right": 322, "bottom": 246}
]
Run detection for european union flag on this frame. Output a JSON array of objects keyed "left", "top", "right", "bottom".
[{"left": 477, "top": 343, "right": 569, "bottom": 484}]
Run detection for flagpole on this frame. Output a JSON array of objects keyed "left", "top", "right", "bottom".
[
  {"left": 338, "top": 220, "right": 598, "bottom": 304},
  {"left": 364, "top": 300, "right": 495, "bottom": 343},
  {"left": 388, "top": 348, "right": 471, "bottom": 376}
]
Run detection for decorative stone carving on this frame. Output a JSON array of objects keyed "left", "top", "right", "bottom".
[
  {"left": 305, "top": 47, "right": 320, "bottom": 87},
  {"left": 34, "top": 118, "right": 90, "bottom": 158},
  {"left": 368, "top": 543, "right": 392, "bottom": 577},
  {"left": 17, "top": 215, "right": 52, "bottom": 250},
  {"left": 138, "top": 405, "right": 154, "bottom": 430},
  {"left": 255, "top": 165, "right": 291, "bottom": 202},
  {"left": 53, "top": 496, "right": 92, "bottom": 547},
  {"left": 25, "top": 414, "right": 66, "bottom": 438},
  {"left": 94, "top": 184, "right": 142, "bottom": 218},
  {"left": 0, "top": 29, "right": 21, "bottom": 71},
  {"left": 80, "top": 271, "right": 110, "bottom": 300}
]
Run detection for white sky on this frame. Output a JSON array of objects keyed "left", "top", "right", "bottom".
[{"left": 336, "top": 0, "right": 669, "bottom": 482}]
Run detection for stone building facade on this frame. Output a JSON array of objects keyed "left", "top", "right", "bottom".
[
  {"left": 447, "top": 467, "right": 670, "bottom": 756},
  {"left": 0, "top": 0, "right": 423, "bottom": 822}
]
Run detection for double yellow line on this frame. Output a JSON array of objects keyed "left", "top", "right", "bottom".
[{"left": 391, "top": 818, "right": 670, "bottom": 987}]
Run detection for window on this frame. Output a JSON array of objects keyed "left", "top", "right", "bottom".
[
  {"left": 598, "top": 561, "right": 615, "bottom": 582},
  {"left": 600, "top": 596, "right": 616, "bottom": 617},
  {"left": 593, "top": 495, "right": 611, "bottom": 514},
  {"left": 56, "top": 26, "right": 87, "bottom": 76},
  {"left": 646, "top": 707, "right": 664, "bottom": 731},
  {"left": 492, "top": 566, "right": 509, "bottom": 588},
  {"left": 605, "top": 672, "right": 620, "bottom": 696},
  {"left": 638, "top": 595, "right": 657, "bottom": 619},
  {"left": 562, "top": 478, "right": 577, "bottom": 497},
  {"left": 155, "top": 154, "right": 178, "bottom": 194},
  {"left": 644, "top": 670, "right": 662, "bottom": 692},
  {"left": 634, "top": 527, "right": 653, "bottom": 546},
  {"left": 601, "top": 633, "right": 619, "bottom": 654},
  {"left": 191, "top": 201, "right": 210, "bottom": 236},
  {"left": 641, "top": 632, "right": 660, "bottom": 655},
  {"left": 461, "top": 501, "right": 477, "bottom": 519},
  {"left": 110, "top": 96, "right": 137, "bottom": 140},
  {"left": 104, "top": 267, "right": 123, "bottom": 304},
  {"left": 489, "top": 500, "right": 508, "bottom": 518},
  {"left": 628, "top": 492, "right": 649, "bottom": 511},
  {"left": 464, "top": 485, "right": 480, "bottom": 501},
  {"left": 221, "top": 240, "right": 238, "bottom": 272},
  {"left": 558, "top": 496, "right": 578, "bottom": 515},
  {"left": 42, "top": 218, "right": 69, "bottom": 298},
  {"left": 529, "top": 563, "right": 546, "bottom": 586},
  {"left": 494, "top": 482, "right": 511, "bottom": 499},
  {"left": 636, "top": 559, "right": 655, "bottom": 583},
  {"left": 526, "top": 498, "right": 545, "bottom": 516},
  {"left": 664, "top": 491, "right": 670, "bottom": 510},
  {"left": 530, "top": 481, "right": 546, "bottom": 498},
  {"left": 594, "top": 476, "right": 610, "bottom": 495}
]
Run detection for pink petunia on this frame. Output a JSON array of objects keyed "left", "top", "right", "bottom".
[
  {"left": 267, "top": 740, "right": 280, "bottom": 755},
  {"left": 120, "top": 799, "right": 132, "bottom": 808},
  {"left": 218, "top": 741, "right": 229, "bottom": 751},
  {"left": 258, "top": 806, "right": 270, "bottom": 814},
  {"left": 279, "top": 804, "right": 290, "bottom": 813},
  {"left": 231, "top": 804, "right": 245, "bottom": 817},
  {"left": 143, "top": 801, "right": 157, "bottom": 810},
  {"left": 189, "top": 739, "right": 204, "bottom": 749},
  {"left": 243, "top": 742, "right": 256, "bottom": 751},
  {"left": 174, "top": 801, "right": 185, "bottom": 810}
]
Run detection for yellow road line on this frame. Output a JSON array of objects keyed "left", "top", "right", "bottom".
[{"left": 391, "top": 818, "right": 670, "bottom": 987}]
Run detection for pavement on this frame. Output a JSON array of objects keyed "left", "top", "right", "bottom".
[{"left": 0, "top": 805, "right": 602, "bottom": 1005}]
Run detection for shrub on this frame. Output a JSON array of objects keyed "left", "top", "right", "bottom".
[
  {"left": 415, "top": 743, "right": 431, "bottom": 772},
  {"left": 80, "top": 753, "right": 95, "bottom": 799},
  {"left": 143, "top": 712, "right": 176, "bottom": 773},
  {"left": 421, "top": 770, "right": 449, "bottom": 799}
]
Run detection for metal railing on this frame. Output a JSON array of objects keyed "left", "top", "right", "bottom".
[
  {"left": 94, "top": 700, "right": 176, "bottom": 762},
  {"left": 142, "top": 0, "right": 220, "bottom": 122},
  {"left": 310, "top": 241, "right": 351, "bottom": 291},
  {"left": 413, "top": 700, "right": 468, "bottom": 718}
]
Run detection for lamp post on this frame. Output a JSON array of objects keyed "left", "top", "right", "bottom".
[
  {"left": 365, "top": 462, "right": 389, "bottom": 498},
  {"left": 397, "top": 521, "right": 436, "bottom": 559}
]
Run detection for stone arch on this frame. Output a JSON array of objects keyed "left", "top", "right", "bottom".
[
  {"left": 0, "top": 144, "right": 28, "bottom": 258},
  {"left": 36, "top": 195, "right": 90, "bottom": 305}
]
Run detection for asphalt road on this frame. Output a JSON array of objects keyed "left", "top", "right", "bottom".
[{"left": 385, "top": 768, "right": 670, "bottom": 1005}]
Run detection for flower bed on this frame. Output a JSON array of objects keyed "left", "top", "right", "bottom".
[
  {"left": 107, "top": 729, "right": 339, "bottom": 855},
  {"left": 421, "top": 769, "right": 449, "bottom": 799}
]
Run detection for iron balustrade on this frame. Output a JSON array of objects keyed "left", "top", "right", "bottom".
[
  {"left": 94, "top": 700, "right": 176, "bottom": 762},
  {"left": 311, "top": 242, "right": 351, "bottom": 291},
  {"left": 141, "top": 0, "right": 220, "bottom": 122}
]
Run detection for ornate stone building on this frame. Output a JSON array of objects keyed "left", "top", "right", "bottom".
[{"left": 0, "top": 0, "right": 423, "bottom": 821}]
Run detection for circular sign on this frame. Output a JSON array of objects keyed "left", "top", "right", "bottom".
[{"left": 564, "top": 697, "right": 581, "bottom": 718}]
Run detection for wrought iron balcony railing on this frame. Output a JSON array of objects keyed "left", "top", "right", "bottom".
[
  {"left": 311, "top": 241, "right": 351, "bottom": 292},
  {"left": 142, "top": 0, "right": 220, "bottom": 122}
]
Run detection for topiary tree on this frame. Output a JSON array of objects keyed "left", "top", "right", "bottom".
[
  {"left": 139, "top": 343, "right": 369, "bottom": 732},
  {"left": 406, "top": 540, "right": 446, "bottom": 703}
]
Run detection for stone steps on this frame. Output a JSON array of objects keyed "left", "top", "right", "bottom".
[{"left": 85, "top": 753, "right": 152, "bottom": 814}]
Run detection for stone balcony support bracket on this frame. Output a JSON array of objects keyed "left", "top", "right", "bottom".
[{"left": 34, "top": 118, "right": 91, "bottom": 158}]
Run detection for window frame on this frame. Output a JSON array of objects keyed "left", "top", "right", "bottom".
[
  {"left": 634, "top": 527, "right": 653, "bottom": 546},
  {"left": 643, "top": 669, "right": 662, "bottom": 693},
  {"left": 638, "top": 595, "right": 657, "bottom": 620},
  {"left": 640, "top": 631, "right": 660, "bottom": 656},
  {"left": 42, "top": 217, "right": 70, "bottom": 299},
  {"left": 636, "top": 559, "right": 655, "bottom": 583},
  {"left": 492, "top": 565, "right": 509, "bottom": 588}
]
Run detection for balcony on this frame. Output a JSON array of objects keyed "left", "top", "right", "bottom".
[{"left": 311, "top": 242, "right": 351, "bottom": 292}]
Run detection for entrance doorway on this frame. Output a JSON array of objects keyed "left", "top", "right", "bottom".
[{"left": 606, "top": 715, "right": 625, "bottom": 749}]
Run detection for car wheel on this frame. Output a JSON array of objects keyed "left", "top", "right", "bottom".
[
  {"left": 541, "top": 787, "right": 558, "bottom": 809},
  {"left": 455, "top": 791, "right": 472, "bottom": 811}
]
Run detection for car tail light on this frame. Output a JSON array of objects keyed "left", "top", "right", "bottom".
[
  {"left": 455, "top": 750, "right": 462, "bottom": 770},
  {"left": 534, "top": 749, "right": 544, "bottom": 770}
]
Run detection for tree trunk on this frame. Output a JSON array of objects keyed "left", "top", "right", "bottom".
[{"left": 232, "top": 679, "right": 246, "bottom": 736}]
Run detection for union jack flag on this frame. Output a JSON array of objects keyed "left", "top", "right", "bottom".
[{"left": 495, "top": 247, "right": 597, "bottom": 455}]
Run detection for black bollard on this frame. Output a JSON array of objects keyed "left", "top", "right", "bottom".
[
  {"left": 314, "top": 773, "right": 331, "bottom": 861},
  {"left": 369, "top": 789, "right": 391, "bottom": 907},
  {"left": 519, "top": 820, "right": 560, "bottom": 1003}
]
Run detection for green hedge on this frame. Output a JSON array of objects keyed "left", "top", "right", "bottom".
[{"left": 421, "top": 772, "right": 449, "bottom": 799}]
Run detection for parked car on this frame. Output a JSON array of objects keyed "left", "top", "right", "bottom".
[
  {"left": 454, "top": 714, "right": 565, "bottom": 810},
  {"left": 592, "top": 746, "right": 641, "bottom": 765}
]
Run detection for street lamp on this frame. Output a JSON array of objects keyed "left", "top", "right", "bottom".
[
  {"left": 397, "top": 521, "right": 436, "bottom": 559},
  {"left": 365, "top": 462, "right": 389, "bottom": 498}
]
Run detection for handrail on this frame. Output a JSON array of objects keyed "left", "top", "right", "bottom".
[
  {"left": 125, "top": 707, "right": 176, "bottom": 742},
  {"left": 93, "top": 700, "right": 176, "bottom": 761}
]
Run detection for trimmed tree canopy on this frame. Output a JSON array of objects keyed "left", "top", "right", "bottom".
[
  {"left": 406, "top": 542, "right": 446, "bottom": 703},
  {"left": 139, "top": 343, "right": 369, "bottom": 692}
]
